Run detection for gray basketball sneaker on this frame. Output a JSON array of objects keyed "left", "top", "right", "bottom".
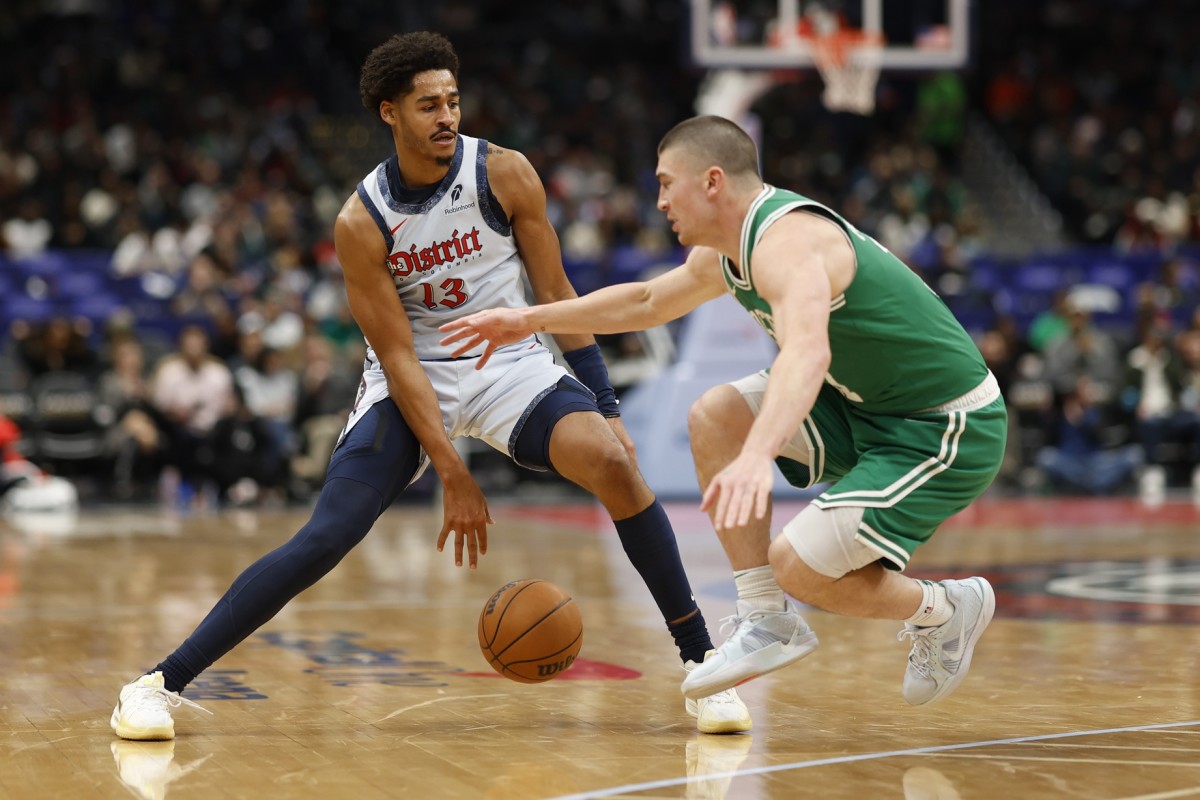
[
  {"left": 898, "top": 577, "right": 995, "bottom": 705},
  {"left": 680, "top": 602, "right": 819, "bottom": 701}
]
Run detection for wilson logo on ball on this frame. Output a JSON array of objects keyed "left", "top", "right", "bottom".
[{"left": 536, "top": 655, "right": 576, "bottom": 678}]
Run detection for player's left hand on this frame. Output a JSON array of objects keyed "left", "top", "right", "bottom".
[
  {"left": 435, "top": 473, "right": 495, "bottom": 569},
  {"left": 700, "top": 451, "right": 774, "bottom": 531},
  {"left": 439, "top": 309, "right": 533, "bottom": 367}
]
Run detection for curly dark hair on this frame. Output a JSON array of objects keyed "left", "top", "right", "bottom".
[{"left": 359, "top": 32, "right": 460, "bottom": 115}]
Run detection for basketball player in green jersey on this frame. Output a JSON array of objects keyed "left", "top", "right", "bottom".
[{"left": 441, "top": 115, "right": 1006, "bottom": 707}]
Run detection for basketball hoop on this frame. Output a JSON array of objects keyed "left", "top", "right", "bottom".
[{"left": 810, "top": 29, "right": 884, "bottom": 115}]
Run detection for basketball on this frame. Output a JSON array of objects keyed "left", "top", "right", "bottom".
[{"left": 478, "top": 579, "right": 583, "bottom": 683}]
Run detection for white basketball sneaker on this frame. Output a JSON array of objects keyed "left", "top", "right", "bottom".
[
  {"left": 898, "top": 577, "right": 995, "bottom": 705},
  {"left": 680, "top": 602, "right": 819, "bottom": 701},
  {"left": 683, "top": 657, "right": 752, "bottom": 734},
  {"left": 110, "top": 671, "right": 212, "bottom": 741}
]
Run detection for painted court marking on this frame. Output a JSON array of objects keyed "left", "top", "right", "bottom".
[{"left": 550, "top": 720, "right": 1200, "bottom": 800}]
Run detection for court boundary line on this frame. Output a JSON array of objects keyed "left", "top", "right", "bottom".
[{"left": 549, "top": 719, "right": 1200, "bottom": 800}]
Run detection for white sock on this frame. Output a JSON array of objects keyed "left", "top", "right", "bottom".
[
  {"left": 733, "top": 565, "right": 786, "bottom": 614},
  {"left": 905, "top": 580, "right": 953, "bottom": 627}
]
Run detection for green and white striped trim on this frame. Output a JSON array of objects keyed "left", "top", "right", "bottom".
[
  {"left": 725, "top": 186, "right": 776, "bottom": 292},
  {"left": 856, "top": 521, "right": 911, "bottom": 569},
  {"left": 727, "top": 186, "right": 855, "bottom": 316},
  {"left": 795, "top": 414, "right": 826, "bottom": 488},
  {"left": 812, "top": 410, "right": 968, "bottom": 509}
]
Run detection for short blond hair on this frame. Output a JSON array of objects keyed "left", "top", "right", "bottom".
[{"left": 658, "top": 116, "right": 761, "bottom": 179}]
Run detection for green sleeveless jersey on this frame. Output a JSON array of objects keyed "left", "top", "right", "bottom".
[{"left": 721, "top": 186, "right": 988, "bottom": 415}]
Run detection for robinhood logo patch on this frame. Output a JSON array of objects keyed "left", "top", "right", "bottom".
[{"left": 445, "top": 183, "right": 475, "bottom": 214}]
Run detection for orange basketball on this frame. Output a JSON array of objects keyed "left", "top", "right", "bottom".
[{"left": 478, "top": 579, "right": 583, "bottom": 683}]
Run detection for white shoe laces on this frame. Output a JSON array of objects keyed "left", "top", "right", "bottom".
[
  {"left": 702, "top": 687, "right": 744, "bottom": 708},
  {"left": 125, "top": 685, "right": 213, "bottom": 719},
  {"left": 682, "top": 662, "right": 744, "bottom": 707},
  {"left": 898, "top": 627, "right": 936, "bottom": 678},
  {"left": 719, "top": 608, "right": 796, "bottom": 651},
  {"left": 718, "top": 613, "right": 743, "bottom": 637}
]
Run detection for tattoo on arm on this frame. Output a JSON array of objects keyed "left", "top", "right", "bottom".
[{"left": 487, "top": 145, "right": 504, "bottom": 156}]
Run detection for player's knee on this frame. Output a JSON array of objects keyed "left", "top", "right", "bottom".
[
  {"left": 294, "top": 478, "right": 380, "bottom": 571},
  {"left": 687, "top": 385, "right": 743, "bottom": 446},
  {"left": 296, "top": 519, "right": 357, "bottom": 571},
  {"left": 779, "top": 504, "right": 876, "bottom": 581},
  {"left": 580, "top": 438, "right": 638, "bottom": 493},
  {"left": 767, "top": 534, "right": 804, "bottom": 587}
]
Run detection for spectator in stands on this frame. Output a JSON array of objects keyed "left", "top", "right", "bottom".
[
  {"left": 983, "top": 55, "right": 1033, "bottom": 130},
  {"left": 1122, "top": 323, "right": 1199, "bottom": 497},
  {"left": 1176, "top": 324, "right": 1200, "bottom": 420},
  {"left": 1147, "top": 256, "right": 1200, "bottom": 324},
  {"left": 1036, "top": 376, "right": 1141, "bottom": 496},
  {"left": 238, "top": 290, "right": 305, "bottom": 356},
  {"left": 2, "top": 198, "right": 53, "bottom": 259},
  {"left": 12, "top": 317, "right": 100, "bottom": 380},
  {"left": 206, "top": 389, "right": 287, "bottom": 507},
  {"left": 916, "top": 72, "right": 967, "bottom": 169},
  {"left": 315, "top": 300, "right": 363, "bottom": 356},
  {"left": 110, "top": 210, "right": 160, "bottom": 277},
  {"left": 171, "top": 252, "right": 234, "bottom": 323},
  {"left": 149, "top": 324, "right": 236, "bottom": 504},
  {"left": 876, "top": 186, "right": 929, "bottom": 266},
  {"left": 227, "top": 327, "right": 265, "bottom": 378},
  {"left": 290, "top": 334, "right": 358, "bottom": 492},
  {"left": 97, "top": 336, "right": 163, "bottom": 499},
  {"left": 234, "top": 346, "right": 300, "bottom": 487},
  {"left": 1043, "top": 302, "right": 1122, "bottom": 403},
  {"left": 1027, "top": 289, "right": 1073, "bottom": 353}
]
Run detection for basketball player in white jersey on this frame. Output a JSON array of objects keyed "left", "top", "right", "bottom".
[{"left": 109, "top": 32, "right": 749, "bottom": 739}]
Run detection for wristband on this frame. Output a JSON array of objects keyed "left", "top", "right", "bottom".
[{"left": 563, "top": 344, "right": 620, "bottom": 418}]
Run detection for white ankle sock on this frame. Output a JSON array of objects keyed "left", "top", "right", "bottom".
[
  {"left": 733, "top": 565, "right": 786, "bottom": 613},
  {"left": 905, "top": 580, "right": 953, "bottom": 627}
]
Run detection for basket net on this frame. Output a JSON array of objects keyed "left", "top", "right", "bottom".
[{"left": 810, "top": 30, "right": 884, "bottom": 115}]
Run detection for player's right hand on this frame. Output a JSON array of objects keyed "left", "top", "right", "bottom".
[
  {"left": 436, "top": 477, "right": 494, "bottom": 569},
  {"left": 439, "top": 308, "right": 533, "bottom": 368}
]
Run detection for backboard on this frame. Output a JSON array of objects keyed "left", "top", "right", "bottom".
[{"left": 692, "top": 0, "right": 972, "bottom": 71}]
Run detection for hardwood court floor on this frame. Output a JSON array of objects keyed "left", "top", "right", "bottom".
[{"left": 2, "top": 496, "right": 1200, "bottom": 799}]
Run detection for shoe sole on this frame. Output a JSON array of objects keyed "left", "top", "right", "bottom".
[
  {"left": 110, "top": 707, "right": 175, "bottom": 741},
  {"left": 916, "top": 577, "right": 996, "bottom": 705},
  {"left": 684, "top": 698, "right": 753, "bottom": 734},
  {"left": 697, "top": 714, "right": 753, "bottom": 735},
  {"left": 681, "top": 631, "right": 819, "bottom": 700}
]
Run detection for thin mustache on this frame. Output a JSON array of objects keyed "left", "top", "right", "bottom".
[{"left": 431, "top": 128, "right": 456, "bottom": 140}]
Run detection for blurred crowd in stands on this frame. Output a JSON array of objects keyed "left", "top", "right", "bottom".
[
  {"left": 980, "top": 0, "right": 1200, "bottom": 250},
  {"left": 1, "top": 0, "right": 1198, "bottom": 508}
]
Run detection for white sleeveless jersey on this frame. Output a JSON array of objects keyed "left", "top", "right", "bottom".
[
  {"left": 341, "top": 135, "right": 565, "bottom": 447},
  {"left": 354, "top": 134, "right": 535, "bottom": 361}
]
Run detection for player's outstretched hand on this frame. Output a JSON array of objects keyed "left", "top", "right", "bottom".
[
  {"left": 439, "top": 308, "right": 533, "bottom": 368},
  {"left": 436, "top": 476, "right": 495, "bottom": 569},
  {"left": 700, "top": 451, "right": 774, "bottom": 531}
]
